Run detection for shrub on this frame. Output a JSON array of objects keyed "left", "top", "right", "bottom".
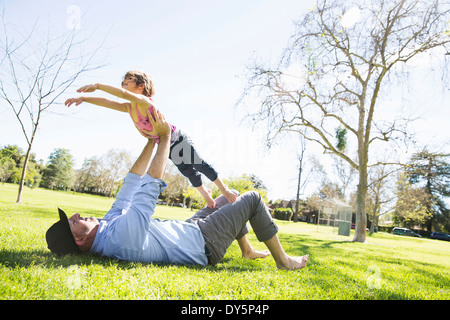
[{"left": 273, "top": 208, "right": 293, "bottom": 221}]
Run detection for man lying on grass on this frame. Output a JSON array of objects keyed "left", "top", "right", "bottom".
[{"left": 45, "top": 111, "right": 309, "bottom": 270}]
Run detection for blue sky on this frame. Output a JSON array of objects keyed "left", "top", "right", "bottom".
[{"left": 1, "top": 0, "right": 448, "bottom": 201}]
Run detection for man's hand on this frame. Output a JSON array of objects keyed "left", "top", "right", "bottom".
[
  {"left": 147, "top": 109, "right": 171, "bottom": 138},
  {"left": 77, "top": 84, "right": 98, "bottom": 93},
  {"left": 138, "top": 129, "right": 154, "bottom": 139}
]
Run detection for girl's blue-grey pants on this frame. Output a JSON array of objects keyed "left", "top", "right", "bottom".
[
  {"left": 186, "top": 191, "right": 278, "bottom": 266},
  {"left": 169, "top": 130, "right": 218, "bottom": 188}
]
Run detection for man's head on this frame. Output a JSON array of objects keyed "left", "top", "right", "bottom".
[
  {"left": 122, "top": 70, "right": 155, "bottom": 97},
  {"left": 46, "top": 208, "right": 99, "bottom": 256}
]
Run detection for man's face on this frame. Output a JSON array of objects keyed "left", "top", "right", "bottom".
[{"left": 68, "top": 213, "right": 99, "bottom": 240}]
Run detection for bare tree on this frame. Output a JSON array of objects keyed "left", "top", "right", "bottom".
[
  {"left": 366, "top": 163, "right": 399, "bottom": 234},
  {"left": 294, "top": 136, "right": 307, "bottom": 222},
  {"left": 0, "top": 14, "right": 105, "bottom": 203},
  {"left": 240, "top": 0, "right": 449, "bottom": 242},
  {"left": 163, "top": 162, "right": 189, "bottom": 205},
  {"left": 101, "top": 149, "right": 133, "bottom": 197},
  {"left": 75, "top": 156, "right": 101, "bottom": 194}
]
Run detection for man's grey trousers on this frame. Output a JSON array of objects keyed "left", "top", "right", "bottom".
[{"left": 186, "top": 191, "right": 278, "bottom": 266}]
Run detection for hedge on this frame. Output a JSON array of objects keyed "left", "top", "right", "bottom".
[{"left": 273, "top": 208, "right": 293, "bottom": 221}]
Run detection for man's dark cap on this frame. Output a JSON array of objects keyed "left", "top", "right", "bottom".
[{"left": 46, "top": 208, "right": 81, "bottom": 256}]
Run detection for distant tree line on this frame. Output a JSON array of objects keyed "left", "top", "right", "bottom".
[
  {"left": 1, "top": 145, "right": 43, "bottom": 188},
  {"left": 2, "top": 144, "right": 447, "bottom": 232},
  {"left": 0, "top": 145, "right": 132, "bottom": 197},
  {"left": 0, "top": 144, "right": 269, "bottom": 209}
]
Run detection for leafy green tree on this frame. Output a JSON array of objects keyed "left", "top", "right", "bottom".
[
  {"left": 0, "top": 145, "right": 42, "bottom": 187},
  {"left": 395, "top": 172, "right": 434, "bottom": 229},
  {"left": 162, "top": 162, "right": 188, "bottom": 205},
  {"left": 74, "top": 157, "right": 101, "bottom": 194},
  {"left": 0, "top": 145, "right": 22, "bottom": 165},
  {"left": 182, "top": 185, "right": 206, "bottom": 210},
  {"left": 0, "top": 153, "right": 16, "bottom": 184},
  {"left": 405, "top": 149, "right": 450, "bottom": 232},
  {"left": 212, "top": 174, "right": 268, "bottom": 202},
  {"left": 42, "top": 148, "right": 75, "bottom": 191}
]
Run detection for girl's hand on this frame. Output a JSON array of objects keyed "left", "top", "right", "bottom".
[
  {"left": 65, "top": 97, "right": 84, "bottom": 107},
  {"left": 77, "top": 84, "right": 98, "bottom": 93}
]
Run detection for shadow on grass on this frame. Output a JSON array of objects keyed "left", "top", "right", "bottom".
[
  {"left": 1, "top": 248, "right": 119, "bottom": 269},
  {"left": 0, "top": 248, "right": 214, "bottom": 273},
  {"left": 0, "top": 231, "right": 320, "bottom": 273}
]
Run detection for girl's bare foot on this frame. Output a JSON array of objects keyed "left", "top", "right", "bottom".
[
  {"left": 197, "top": 186, "right": 216, "bottom": 208},
  {"left": 223, "top": 188, "right": 238, "bottom": 204},
  {"left": 205, "top": 195, "right": 216, "bottom": 208}
]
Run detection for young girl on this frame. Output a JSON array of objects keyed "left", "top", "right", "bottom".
[{"left": 65, "top": 70, "right": 237, "bottom": 208}]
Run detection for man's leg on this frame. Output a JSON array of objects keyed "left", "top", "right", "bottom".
[
  {"left": 237, "top": 236, "right": 270, "bottom": 260},
  {"left": 263, "top": 234, "right": 309, "bottom": 270},
  {"left": 196, "top": 191, "right": 279, "bottom": 266},
  {"left": 186, "top": 196, "right": 269, "bottom": 260},
  {"left": 197, "top": 191, "right": 308, "bottom": 270}
]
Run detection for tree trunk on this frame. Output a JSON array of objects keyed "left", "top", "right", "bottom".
[
  {"left": 294, "top": 156, "right": 303, "bottom": 222},
  {"left": 353, "top": 168, "right": 368, "bottom": 242},
  {"left": 16, "top": 113, "right": 39, "bottom": 203},
  {"left": 16, "top": 143, "right": 33, "bottom": 204},
  {"left": 425, "top": 157, "right": 433, "bottom": 232},
  {"left": 369, "top": 194, "right": 380, "bottom": 235}
]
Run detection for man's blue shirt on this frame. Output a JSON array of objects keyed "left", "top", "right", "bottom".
[{"left": 90, "top": 172, "right": 208, "bottom": 266}]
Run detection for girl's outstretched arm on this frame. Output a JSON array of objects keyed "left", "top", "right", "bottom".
[
  {"left": 65, "top": 96, "right": 130, "bottom": 113},
  {"left": 78, "top": 83, "right": 152, "bottom": 108}
]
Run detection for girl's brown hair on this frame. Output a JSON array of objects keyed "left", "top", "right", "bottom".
[{"left": 124, "top": 70, "right": 155, "bottom": 97}]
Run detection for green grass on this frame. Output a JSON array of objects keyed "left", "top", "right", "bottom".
[{"left": 1, "top": 183, "right": 449, "bottom": 300}]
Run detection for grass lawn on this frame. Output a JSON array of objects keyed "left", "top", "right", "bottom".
[{"left": 0, "top": 183, "right": 449, "bottom": 300}]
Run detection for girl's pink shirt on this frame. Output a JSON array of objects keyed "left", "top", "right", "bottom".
[{"left": 129, "top": 101, "right": 177, "bottom": 144}]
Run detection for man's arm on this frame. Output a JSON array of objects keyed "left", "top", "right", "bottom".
[
  {"left": 103, "top": 138, "right": 155, "bottom": 219},
  {"left": 105, "top": 112, "right": 168, "bottom": 218},
  {"left": 107, "top": 111, "right": 171, "bottom": 222},
  {"left": 147, "top": 134, "right": 170, "bottom": 179},
  {"left": 147, "top": 110, "right": 171, "bottom": 179},
  {"left": 129, "top": 139, "right": 156, "bottom": 176}
]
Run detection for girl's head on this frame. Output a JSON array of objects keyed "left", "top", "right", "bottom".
[{"left": 123, "top": 70, "right": 155, "bottom": 97}]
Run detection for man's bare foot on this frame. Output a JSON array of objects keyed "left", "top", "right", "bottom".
[
  {"left": 276, "top": 254, "right": 309, "bottom": 271},
  {"left": 242, "top": 249, "right": 271, "bottom": 260}
]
